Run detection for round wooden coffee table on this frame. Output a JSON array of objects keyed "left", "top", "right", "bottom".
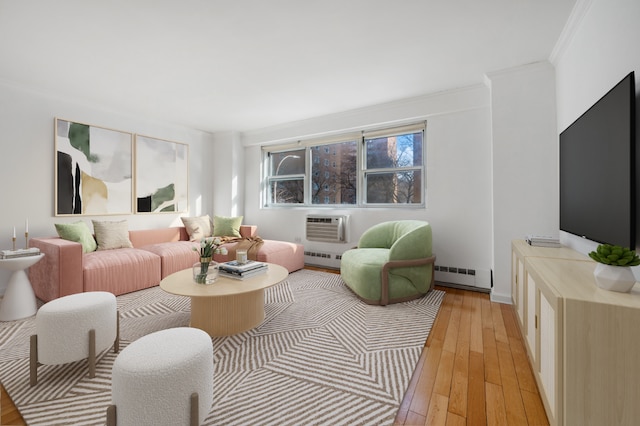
[{"left": 160, "top": 263, "right": 288, "bottom": 336}]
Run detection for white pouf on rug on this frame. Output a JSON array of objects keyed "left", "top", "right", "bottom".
[
  {"left": 31, "top": 291, "right": 118, "bottom": 386},
  {"left": 109, "top": 327, "right": 214, "bottom": 426}
]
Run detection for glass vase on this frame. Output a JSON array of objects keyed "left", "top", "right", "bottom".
[{"left": 193, "top": 257, "right": 218, "bottom": 284}]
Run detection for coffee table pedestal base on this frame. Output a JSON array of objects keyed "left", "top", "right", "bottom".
[{"left": 191, "top": 289, "right": 265, "bottom": 336}]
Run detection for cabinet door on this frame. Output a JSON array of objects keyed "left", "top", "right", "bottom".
[
  {"left": 538, "top": 286, "right": 561, "bottom": 426},
  {"left": 525, "top": 272, "right": 537, "bottom": 363},
  {"left": 517, "top": 257, "right": 525, "bottom": 328}
]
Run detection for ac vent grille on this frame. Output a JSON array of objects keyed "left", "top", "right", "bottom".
[{"left": 306, "top": 215, "right": 346, "bottom": 243}]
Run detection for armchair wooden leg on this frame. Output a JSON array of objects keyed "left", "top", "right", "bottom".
[
  {"left": 381, "top": 265, "right": 390, "bottom": 306},
  {"left": 106, "top": 404, "right": 117, "bottom": 426},
  {"left": 88, "top": 329, "right": 96, "bottom": 378},
  {"left": 29, "top": 335, "right": 38, "bottom": 387},
  {"left": 114, "top": 310, "right": 120, "bottom": 353},
  {"left": 190, "top": 392, "right": 199, "bottom": 426}
]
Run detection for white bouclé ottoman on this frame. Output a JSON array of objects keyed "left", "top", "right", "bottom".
[
  {"left": 107, "top": 327, "right": 214, "bottom": 426},
  {"left": 30, "top": 291, "right": 119, "bottom": 386}
]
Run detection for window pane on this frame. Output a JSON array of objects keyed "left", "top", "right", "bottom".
[
  {"left": 310, "top": 141, "right": 357, "bottom": 204},
  {"left": 273, "top": 179, "right": 304, "bottom": 204},
  {"left": 270, "top": 150, "right": 305, "bottom": 175},
  {"left": 366, "top": 171, "right": 422, "bottom": 204},
  {"left": 366, "top": 132, "right": 423, "bottom": 169}
]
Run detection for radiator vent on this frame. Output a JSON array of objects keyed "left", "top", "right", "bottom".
[{"left": 306, "top": 215, "right": 346, "bottom": 243}]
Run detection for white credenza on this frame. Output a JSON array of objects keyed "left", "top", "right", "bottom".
[{"left": 511, "top": 240, "right": 640, "bottom": 426}]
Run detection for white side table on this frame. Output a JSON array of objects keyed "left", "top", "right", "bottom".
[{"left": 0, "top": 254, "right": 44, "bottom": 321}]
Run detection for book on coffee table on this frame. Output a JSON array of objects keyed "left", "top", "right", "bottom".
[
  {"left": 219, "top": 264, "right": 268, "bottom": 280},
  {"left": 220, "top": 260, "right": 267, "bottom": 273}
]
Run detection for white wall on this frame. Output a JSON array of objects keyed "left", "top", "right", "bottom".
[
  {"left": 0, "top": 81, "right": 215, "bottom": 294},
  {"left": 487, "top": 62, "right": 559, "bottom": 303},
  {"left": 212, "top": 131, "right": 244, "bottom": 217},
  {"left": 553, "top": 0, "right": 640, "bottom": 256},
  {"left": 240, "top": 86, "right": 495, "bottom": 288}
]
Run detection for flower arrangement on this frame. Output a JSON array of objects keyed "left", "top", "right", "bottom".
[
  {"left": 588, "top": 244, "right": 640, "bottom": 266},
  {"left": 194, "top": 237, "right": 223, "bottom": 260},
  {"left": 192, "top": 237, "right": 227, "bottom": 284}
]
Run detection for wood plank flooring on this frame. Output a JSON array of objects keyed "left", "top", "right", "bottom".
[
  {"left": 1, "top": 270, "right": 548, "bottom": 426},
  {"left": 1, "top": 384, "right": 23, "bottom": 426},
  {"left": 395, "top": 285, "right": 549, "bottom": 425}
]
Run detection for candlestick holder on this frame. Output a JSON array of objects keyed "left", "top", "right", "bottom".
[
  {"left": 12, "top": 237, "right": 16, "bottom": 251},
  {"left": 24, "top": 231, "right": 29, "bottom": 250}
]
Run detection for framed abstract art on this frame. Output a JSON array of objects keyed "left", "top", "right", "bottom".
[
  {"left": 134, "top": 135, "right": 189, "bottom": 213},
  {"left": 55, "top": 118, "right": 133, "bottom": 216}
]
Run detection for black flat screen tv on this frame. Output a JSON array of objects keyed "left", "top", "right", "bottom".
[{"left": 560, "top": 71, "right": 636, "bottom": 248}]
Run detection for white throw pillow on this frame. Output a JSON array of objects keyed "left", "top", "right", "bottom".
[
  {"left": 181, "top": 215, "right": 213, "bottom": 241},
  {"left": 92, "top": 220, "right": 133, "bottom": 250}
]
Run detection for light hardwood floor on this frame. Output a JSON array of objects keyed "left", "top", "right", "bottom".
[
  {"left": 395, "top": 285, "right": 549, "bottom": 425},
  {"left": 1, "top": 270, "right": 548, "bottom": 426}
]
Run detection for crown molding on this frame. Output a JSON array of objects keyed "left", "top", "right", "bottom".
[{"left": 549, "top": 0, "right": 594, "bottom": 64}]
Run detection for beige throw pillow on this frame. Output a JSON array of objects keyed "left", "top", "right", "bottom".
[
  {"left": 181, "top": 215, "right": 213, "bottom": 241},
  {"left": 92, "top": 220, "right": 133, "bottom": 250}
]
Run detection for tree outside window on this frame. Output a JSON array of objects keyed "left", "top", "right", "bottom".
[
  {"left": 364, "top": 131, "right": 423, "bottom": 204},
  {"left": 264, "top": 123, "right": 425, "bottom": 207}
]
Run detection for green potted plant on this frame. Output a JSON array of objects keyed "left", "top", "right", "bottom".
[{"left": 588, "top": 244, "right": 639, "bottom": 292}]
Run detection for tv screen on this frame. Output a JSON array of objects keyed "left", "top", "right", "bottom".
[{"left": 559, "top": 72, "right": 636, "bottom": 248}]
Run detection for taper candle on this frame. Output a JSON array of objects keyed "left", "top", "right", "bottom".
[
  {"left": 13, "top": 226, "right": 16, "bottom": 238},
  {"left": 25, "top": 218, "right": 28, "bottom": 233}
]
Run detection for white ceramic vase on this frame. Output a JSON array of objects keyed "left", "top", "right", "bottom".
[{"left": 593, "top": 263, "right": 637, "bottom": 293}]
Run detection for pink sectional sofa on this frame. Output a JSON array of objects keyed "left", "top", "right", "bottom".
[{"left": 28, "top": 225, "right": 304, "bottom": 302}]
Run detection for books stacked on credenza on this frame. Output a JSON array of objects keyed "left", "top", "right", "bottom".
[
  {"left": 525, "top": 235, "right": 561, "bottom": 248},
  {"left": 219, "top": 260, "right": 268, "bottom": 280},
  {"left": 0, "top": 247, "right": 41, "bottom": 259}
]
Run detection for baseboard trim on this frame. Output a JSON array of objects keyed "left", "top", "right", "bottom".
[
  {"left": 490, "top": 291, "right": 512, "bottom": 305},
  {"left": 434, "top": 281, "right": 490, "bottom": 294}
]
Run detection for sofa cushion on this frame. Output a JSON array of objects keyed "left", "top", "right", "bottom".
[
  {"left": 139, "top": 241, "right": 199, "bottom": 278},
  {"left": 55, "top": 221, "right": 97, "bottom": 253},
  {"left": 93, "top": 220, "right": 133, "bottom": 250},
  {"left": 213, "top": 239, "right": 304, "bottom": 273},
  {"left": 83, "top": 248, "right": 160, "bottom": 294},
  {"left": 129, "top": 227, "right": 188, "bottom": 248},
  {"left": 213, "top": 215, "right": 243, "bottom": 238},
  {"left": 181, "top": 215, "right": 212, "bottom": 241}
]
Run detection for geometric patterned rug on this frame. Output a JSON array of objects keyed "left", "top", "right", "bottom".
[{"left": 0, "top": 269, "right": 444, "bottom": 426}]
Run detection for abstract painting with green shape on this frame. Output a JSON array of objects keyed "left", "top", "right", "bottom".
[
  {"left": 55, "top": 118, "right": 133, "bottom": 215},
  {"left": 135, "top": 135, "right": 188, "bottom": 213}
]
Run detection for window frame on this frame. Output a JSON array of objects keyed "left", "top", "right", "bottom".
[{"left": 262, "top": 122, "right": 426, "bottom": 208}]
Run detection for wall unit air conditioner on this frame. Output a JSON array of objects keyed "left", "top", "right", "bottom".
[{"left": 306, "top": 215, "right": 347, "bottom": 243}]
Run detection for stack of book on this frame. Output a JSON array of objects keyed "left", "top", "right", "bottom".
[
  {"left": 525, "top": 235, "right": 561, "bottom": 248},
  {"left": 0, "top": 247, "right": 41, "bottom": 259},
  {"left": 219, "top": 260, "right": 268, "bottom": 280}
]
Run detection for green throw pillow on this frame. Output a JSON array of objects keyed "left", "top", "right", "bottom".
[
  {"left": 213, "top": 215, "right": 243, "bottom": 238},
  {"left": 55, "top": 221, "right": 97, "bottom": 253}
]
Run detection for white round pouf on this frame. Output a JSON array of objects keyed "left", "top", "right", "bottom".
[
  {"left": 111, "top": 327, "right": 214, "bottom": 426},
  {"left": 36, "top": 291, "right": 117, "bottom": 365}
]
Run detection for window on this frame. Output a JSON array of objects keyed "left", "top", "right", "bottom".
[
  {"left": 364, "top": 125, "right": 424, "bottom": 204},
  {"left": 267, "top": 149, "right": 305, "bottom": 204},
  {"left": 311, "top": 140, "right": 357, "bottom": 205},
  {"left": 263, "top": 123, "right": 425, "bottom": 207}
]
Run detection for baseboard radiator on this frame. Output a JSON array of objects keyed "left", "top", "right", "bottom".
[{"left": 305, "top": 215, "right": 347, "bottom": 243}]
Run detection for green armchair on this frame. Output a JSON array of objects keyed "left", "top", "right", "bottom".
[{"left": 340, "top": 220, "right": 435, "bottom": 305}]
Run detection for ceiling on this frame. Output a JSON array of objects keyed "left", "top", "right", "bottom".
[{"left": 0, "top": 0, "right": 577, "bottom": 133}]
